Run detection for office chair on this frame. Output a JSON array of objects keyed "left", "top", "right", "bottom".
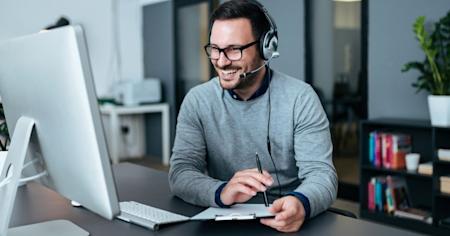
[{"left": 327, "top": 207, "right": 357, "bottom": 219}]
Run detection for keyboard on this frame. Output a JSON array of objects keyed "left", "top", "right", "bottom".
[{"left": 117, "top": 201, "right": 190, "bottom": 231}]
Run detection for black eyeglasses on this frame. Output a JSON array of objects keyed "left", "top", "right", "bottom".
[{"left": 204, "top": 40, "right": 259, "bottom": 61}]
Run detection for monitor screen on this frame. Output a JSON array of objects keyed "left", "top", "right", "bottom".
[{"left": 0, "top": 25, "right": 119, "bottom": 227}]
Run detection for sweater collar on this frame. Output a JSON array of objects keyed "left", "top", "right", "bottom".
[{"left": 227, "top": 67, "right": 272, "bottom": 101}]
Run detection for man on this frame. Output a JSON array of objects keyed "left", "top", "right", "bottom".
[{"left": 169, "top": 0, "right": 337, "bottom": 232}]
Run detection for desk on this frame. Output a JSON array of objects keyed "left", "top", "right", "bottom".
[
  {"left": 10, "top": 163, "right": 425, "bottom": 236},
  {"left": 100, "top": 104, "right": 170, "bottom": 165}
]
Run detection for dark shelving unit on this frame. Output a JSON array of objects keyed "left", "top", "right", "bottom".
[
  {"left": 360, "top": 210, "right": 433, "bottom": 233},
  {"left": 360, "top": 118, "right": 450, "bottom": 235},
  {"left": 362, "top": 165, "right": 432, "bottom": 180}
]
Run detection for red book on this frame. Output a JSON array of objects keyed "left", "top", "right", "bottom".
[
  {"left": 391, "top": 134, "right": 411, "bottom": 169},
  {"left": 368, "top": 178, "right": 376, "bottom": 211},
  {"left": 375, "top": 133, "right": 382, "bottom": 168},
  {"left": 385, "top": 134, "right": 393, "bottom": 169}
]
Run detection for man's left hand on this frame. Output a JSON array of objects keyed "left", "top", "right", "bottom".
[{"left": 260, "top": 196, "right": 305, "bottom": 232}]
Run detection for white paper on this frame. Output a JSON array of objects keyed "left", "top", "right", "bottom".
[{"left": 190, "top": 204, "right": 274, "bottom": 221}]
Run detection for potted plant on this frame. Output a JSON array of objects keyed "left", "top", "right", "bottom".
[
  {"left": 0, "top": 103, "right": 10, "bottom": 151},
  {"left": 402, "top": 11, "right": 450, "bottom": 127}
]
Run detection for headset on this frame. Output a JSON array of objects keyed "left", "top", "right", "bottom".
[
  {"left": 210, "top": 0, "right": 280, "bottom": 79},
  {"left": 248, "top": 0, "right": 280, "bottom": 61},
  {"left": 238, "top": 0, "right": 280, "bottom": 78}
]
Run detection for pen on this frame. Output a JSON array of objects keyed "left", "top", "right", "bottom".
[{"left": 255, "top": 152, "right": 269, "bottom": 207}]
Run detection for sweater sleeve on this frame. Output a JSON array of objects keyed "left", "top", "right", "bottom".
[
  {"left": 168, "top": 91, "right": 225, "bottom": 207},
  {"left": 292, "top": 85, "right": 338, "bottom": 218}
]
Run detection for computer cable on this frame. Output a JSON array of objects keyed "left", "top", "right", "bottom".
[{"left": 19, "top": 158, "right": 48, "bottom": 185}]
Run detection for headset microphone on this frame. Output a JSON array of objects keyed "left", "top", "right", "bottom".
[{"left": 238, "top": 61, "right": 267, "bottom": 80}]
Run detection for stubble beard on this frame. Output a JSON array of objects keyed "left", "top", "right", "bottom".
[{"left": 217, "top": 67, "right": 259, "bottom": 91}]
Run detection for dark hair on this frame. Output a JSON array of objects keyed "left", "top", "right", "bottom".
[{"left": 210, "top": 0, "right": 270, "bottom": 41}]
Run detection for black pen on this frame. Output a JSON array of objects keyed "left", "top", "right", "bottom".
[{"left": 255, "top": 152, "right": 269, "bottom": 207}]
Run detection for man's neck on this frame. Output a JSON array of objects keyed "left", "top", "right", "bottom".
[{"left": 233, "top": 67, "right": 266, "bottom": 101}]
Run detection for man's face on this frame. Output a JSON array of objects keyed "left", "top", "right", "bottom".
[{"left": 209, "top": 18, "right": 263, "bottom": 90}]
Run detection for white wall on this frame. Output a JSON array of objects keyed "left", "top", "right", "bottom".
[
  {"left": 369, "top": 0, "right": 450, "bottom": 119},
  {"left": 259, "top": 0, "right": 304, "bottom": 80},
  {"left": 117, "top": 0, "right": 145, "bottom": 81},
  {"left": 0, "top": 0, "right": 144, "bottom": 97}
]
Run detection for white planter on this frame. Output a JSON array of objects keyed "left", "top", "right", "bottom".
[{"left": 428, "top": 95, "right": 450, "bottom": 127}]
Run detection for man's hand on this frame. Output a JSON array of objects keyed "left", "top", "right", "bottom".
[
  {"left": 260, "top": 196, "right": 306, "bottom": 232},
  {"left": 220, "top": 168, "right": 273, "bottom": 205}
]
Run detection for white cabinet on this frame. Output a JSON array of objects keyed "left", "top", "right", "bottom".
[{"left": 100, "top": 104, "right": 170, "bottom": 165}]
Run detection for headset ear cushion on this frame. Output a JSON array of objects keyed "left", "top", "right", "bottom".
[
  {"left": 259, "top": 32, "right": 268, "bottom": 60},
  {"left": 262, "top": 31, "right": 278, "bottom": 60}
]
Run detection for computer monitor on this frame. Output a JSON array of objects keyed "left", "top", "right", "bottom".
[{"left": 0, "top": 26, "right": 119, "bottom": 235}]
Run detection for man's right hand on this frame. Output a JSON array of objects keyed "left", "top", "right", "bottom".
[{"left": 220, "top": 168, "right": 274, "bottom": 205}]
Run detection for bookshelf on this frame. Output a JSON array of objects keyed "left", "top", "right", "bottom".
[{"left": 360, "top": 118, "right": 450, "bottom": 235}]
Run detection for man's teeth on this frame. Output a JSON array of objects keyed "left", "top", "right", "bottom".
[{"left": 223, "top": 70, "right": 237, "bottom": 75}]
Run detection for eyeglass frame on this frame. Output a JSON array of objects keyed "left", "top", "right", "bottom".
[{"left": 204, "top": 40, "right": 259, "bottom": 61}]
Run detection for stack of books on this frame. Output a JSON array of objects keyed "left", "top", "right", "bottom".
[
  {"left": 440, "top": 175, "right": 450, "bottom": 194},
  {"left": 438, "top": 149, "right": 450, "bottom": 162},
  {"left": 368, "top": 132, "right": 411, "bottom": 169},
  {"left": 367, "top": 175, "right": 433, "bottom": 224},
  {"left": 393, "top": 207, "right": 432, "bottom": 224},
  {"left": 367, "top": 176, "right": 410, "bottom": 213},
  {"left": 417, "top": 162, "right": 433, "bottom": 175}
]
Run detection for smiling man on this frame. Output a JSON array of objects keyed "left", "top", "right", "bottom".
[{"left": 169, "top": 0, "right": 337, "bottom": 233}]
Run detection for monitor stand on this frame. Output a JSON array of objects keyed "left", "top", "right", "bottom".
[
  {"left": 0, "top": 117, "right": 88, "bottom": 236},
  {"left": 8, "top": 220, "right": 88, "bottom": 236}
]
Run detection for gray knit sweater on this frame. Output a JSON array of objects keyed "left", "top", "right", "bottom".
[{"left": 169, "top": 70, "right": 337, "bottom": 218}]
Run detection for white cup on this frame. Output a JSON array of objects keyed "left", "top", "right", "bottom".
[{"left": 406, "top": 153, "right": 420, "bottom": 171}]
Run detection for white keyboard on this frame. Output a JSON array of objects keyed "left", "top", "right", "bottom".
[{"left": 117, "top": 201, "right": 190, "bottom": 231}]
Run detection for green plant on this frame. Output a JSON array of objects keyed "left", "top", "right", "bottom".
[
  {"left": 0, "top": 103, "right": 10, "bottom": 151},
  {"left": 402, "top": 11, "right": 450, "bottom": 95}
]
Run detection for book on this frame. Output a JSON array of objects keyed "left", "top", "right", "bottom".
[
  {"left": 385, "top": 186, "right": 395, "bottom": 213},
  {"left": 381, "top": 133, "right": 389, "bottom": 169},
  {"left": 391, "top": 134, "right": 411, "bottom": 169},
  {"left": 441, "top": 184, "right": 450, "bottom": 194},
  {"left": 440, "top": 175, "right": 450, "bottom": 194},
  {"left": 367, "top": 175, "right": 411, "bottom": 214},
  {"left": 375, "top": 177, "right": 387, "bottom": 212},
  {"left": 440, "top": 175, "right": 450, "bottom": 183},
  {"left": 369, "top": 132, "right": 375, "bottom": 166},
  {"left": 386, "top": 176, "right": 410, "bottom": 213},
  {"left": 394, "top": 208, "right": 432, "bottom": 224},
  {"left": 438, "top": 149, "right": 450, "bottom": 162},
  {"left": 368, "top": 178, "right": 376, "bottom": 211},
  {"left": 375, "top": 133, "right": 382, "bottom": 168},
  {"left": 417, "top": 162, "right": 433, "bottom": 175},
  {"left": 368, "top": 132, "right": 411, "bottom": 169}
]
